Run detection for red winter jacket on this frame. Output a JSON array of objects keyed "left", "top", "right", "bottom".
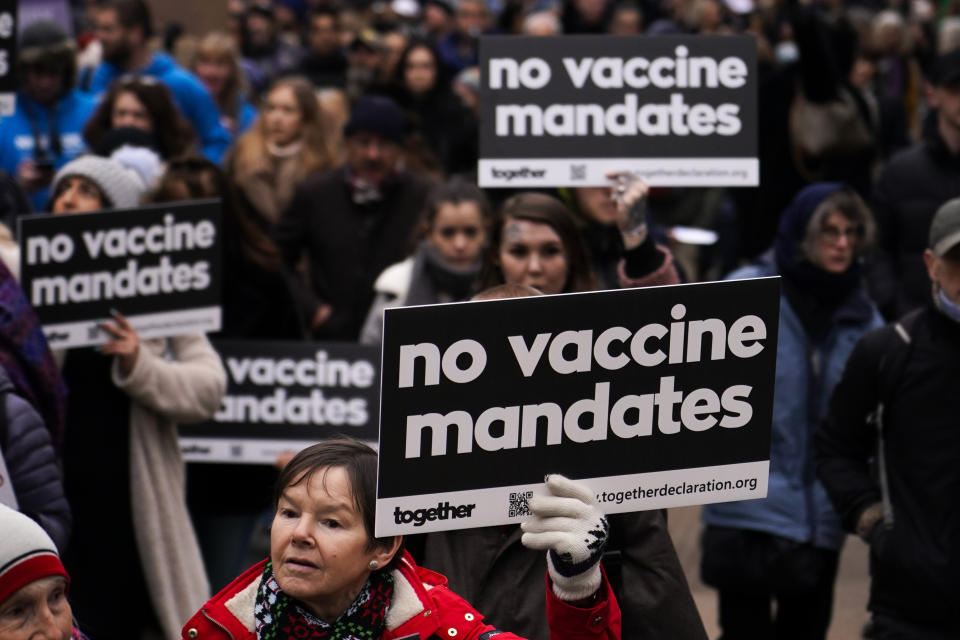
[{"left": 180, "top": 552, "right": 621, "bottom": 640}]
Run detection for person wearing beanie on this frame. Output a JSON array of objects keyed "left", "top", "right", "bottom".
[
  {"left": 0, "top": 19, "right": 96, "bottom": 211},
  {"left": 701, "top": 183, "right": 883, "bottom": 640},
  {"left": 47, "top": 154, "right": 146, "bottom": 213},
  {"left": 0, "top": 504, "right": 87, "bottom": 640},
  {"left": 40, "top": 147, "right": 227, "bottom": 640},
  {"left": 274, "top": 94, "right": 434, "bottom": 340},
  {"left": 816, "top": 197, "right": 960, "bottom": 638}
]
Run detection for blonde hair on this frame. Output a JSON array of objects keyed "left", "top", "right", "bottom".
[
  {"left": 228, "top": 76, "right": 338, "bottom": 181},
  {"left": 190, "top": 31, "right": 247, "bottom": 120}
]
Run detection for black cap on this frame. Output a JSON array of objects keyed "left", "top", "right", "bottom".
[
  {"left": 933, "top": 47, "right": 960, "bottom": 86},
  {"left": 349, "top": 28, "right": 383, "bottom": 52},
  {"left": 19, "top": 20, "right": 73, "bottom": 63}
]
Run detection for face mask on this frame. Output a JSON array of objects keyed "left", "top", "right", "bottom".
[
  {"left": 937, "top": 287, "right": 960, "bottom": 324},
  {"left": 775, "top": 41, "right": 799, "bottom": 65}
]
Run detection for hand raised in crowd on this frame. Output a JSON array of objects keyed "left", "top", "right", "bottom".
[
  {"left": 99, "top": 310, "right": 141, "bottom": 376},
  {"left": 606, "top": 171, "right": 650, "bottom": 250},
  {"left": 311, "top": 303, "right": 334, "bottom": 329},
  {"left": 17, "top": 158, "right": 54, "bottom": 192},
  {"left": 521, "top": 474, "right": 610, "bottom": 603}
]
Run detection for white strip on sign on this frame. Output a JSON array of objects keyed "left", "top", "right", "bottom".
[
  {"left": 42, "top": 306, "right": 221, "bottom": 349},
  {"left": 376, "top": 461, "right": 769, "bottom": 536},
  {"left": 181, "top": 437, "right": 379, "bottom": 464},
  {"left": 479, "top": 158, "right": 759, "bottom": 187}
]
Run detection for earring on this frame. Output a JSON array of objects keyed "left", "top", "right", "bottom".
[{"left": 368, "top": 560, "right": 379, "bottom": 570}]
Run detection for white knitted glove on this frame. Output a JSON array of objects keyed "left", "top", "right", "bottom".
[{"left": 520, "top": 474, "right": 609, "bottom": 602}]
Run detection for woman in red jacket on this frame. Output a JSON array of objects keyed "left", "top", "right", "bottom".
[{"left": 182, "top": 438, "right": 621, "bottom": 640}]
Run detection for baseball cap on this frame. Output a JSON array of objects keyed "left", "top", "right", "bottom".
[
  {"left": 929, "top": 197, "right": 960, "bottom": 257},
  {"left": 350, "top": 29, "right": 383, "bottom": 52}
]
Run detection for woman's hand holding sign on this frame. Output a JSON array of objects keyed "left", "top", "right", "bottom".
[
  {"left": 99, "top": 310, "right": 140, "bottom": 376},
  {"left": 521, "top": 474, "right": 610, "bottom": 603}
]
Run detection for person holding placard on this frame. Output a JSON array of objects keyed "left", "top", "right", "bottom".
[
  {"left": 47, "top": 152, "right": 146, "bottom": 214},
  {"left": 181, "top": 438, "right": 622, "bottom": 640},
  {"left": 428, "top": 192, "right": 707, "bottom": 639},
  {"left": 47, "top": 154, "right": 228, "bottom": 640},
  {"left": 701, "top": 183, "right": 882, "bottom": 640},
  {"left": 478, "top": 181, "right": 680, "bottom": 296}
]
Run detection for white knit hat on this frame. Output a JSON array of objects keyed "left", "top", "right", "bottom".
[
  {"left": 0, "top": 504, "right": 69, "bottom": 604},
  {"left": 51, "top": 154, "right": 146, "bottom": 210}
]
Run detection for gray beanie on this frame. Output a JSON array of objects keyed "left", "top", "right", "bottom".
[{"left": 51, "top": 155, "right": 146, "bottom": 210}]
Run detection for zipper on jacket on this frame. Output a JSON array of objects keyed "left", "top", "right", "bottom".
[
  {"left": 804, "top": 346, "right": 820, "bottom": 543},
  {"left": 201, "top": 609, "right": 237, "bottom": 640}
]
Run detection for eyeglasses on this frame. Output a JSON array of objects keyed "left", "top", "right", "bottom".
[
  {"left": 820, "top": 224, "right": 864, "bottom": 244},
  {"left": 116, "top": 74, "right": 160, "bottom": 88}
]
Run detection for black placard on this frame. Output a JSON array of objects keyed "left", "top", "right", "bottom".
[
  {"left": 478, "top": 35, "right": 758, "bottom": 187},
  {"left": 180, "top": 340, "right": 381, "bottom": 464},
  {"left": 17, "top": 200, "right": 222, "bottom": 348},
  {"left": 0, "top": 0, "right": 16, "bottom": 116},
  {"left": 375, "top": 279, "right": 779, "bottom": 535}
]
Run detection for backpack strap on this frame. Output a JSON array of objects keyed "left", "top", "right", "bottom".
[{"left": 870, "top": 308, "right": 922, "bottom": 529}]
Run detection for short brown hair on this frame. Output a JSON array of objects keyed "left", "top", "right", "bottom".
[{"left": 274, "top": 439, "right": 404, "bottom": 570}]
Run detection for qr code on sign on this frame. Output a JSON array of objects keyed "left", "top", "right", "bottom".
[{"left": 508, "top": 491, "right": 533, "bottom": 517}]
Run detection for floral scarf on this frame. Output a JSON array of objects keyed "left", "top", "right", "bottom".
[{"left": 255, "top": 560, "right": 393, "bottom": 640}]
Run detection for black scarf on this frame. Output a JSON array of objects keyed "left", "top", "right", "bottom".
[
  {"left": 254, "top": 560, "right": 394, "bottom": 640},
  {"left": 404, "top": 242, "right": 480, "bottom": 307}
]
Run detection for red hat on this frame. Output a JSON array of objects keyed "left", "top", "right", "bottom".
[{"left": 0, "top": 504, "right": 69, "bottom": 604}]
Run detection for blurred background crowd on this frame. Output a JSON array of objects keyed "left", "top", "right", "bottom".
[{"left": 2, "top": 0, "right": 960, "bottom": 638}]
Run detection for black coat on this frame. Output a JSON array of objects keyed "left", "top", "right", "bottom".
[
  {"left": 297, "top": 51, "right": 348, "bottom": 89},
  {"left": 868, "top": 121, "right": 960, "bottom": 320},
  {"left": 815, "top": 305, "right": 960, "bottom": 631},
  {"left": 274, "top": 167, "right": 433, "bottom": 340}
]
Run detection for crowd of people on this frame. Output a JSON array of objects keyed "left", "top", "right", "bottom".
[{"left": 1, "top": 0, "right": 959, "bottom": 639}]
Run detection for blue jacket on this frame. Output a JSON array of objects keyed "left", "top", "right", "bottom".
[
  {"left": 702, "top": 262, "right": 883, "bottom": 550},
  {"left": 0, "top": 90, "right": 96, "bottom": 211},
  {"left": 235, "top": 99, "right": 258, "bottom": 138},
  {"left": 0, "top": 365, "right": 71, "bottom": 551},
  {"left": 88, "top": 52, "right": 231, "bottom": 164}
]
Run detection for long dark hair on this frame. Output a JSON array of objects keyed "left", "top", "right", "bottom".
[
  {"left": 144, "top": 155, "right": 282, "bottom": 270},
  {"left": 83, "top": 76, "right": 196, "bottom": 159},
  {"left": 479, "top": 192, "right": 597, "bottom": 293},
  {"left": 394, "top": 38, "right": 448, "bottom": 99}
]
